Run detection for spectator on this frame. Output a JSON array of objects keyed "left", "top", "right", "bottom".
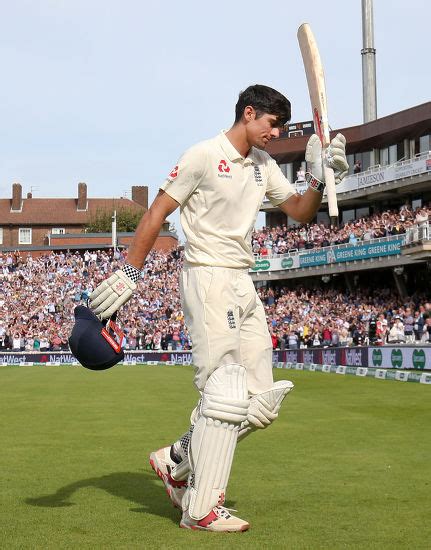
[
  {"left": 403, "top": 308, "right": 415, "bottom": 344},
  {"left": 387, "top": 317, "right": 405, "bottom": 343},
  {"left": 287, "top": 329, "right": 299, "bottom": 350},
  {"left": 271, "top": 332, "right": 279, "bottom": 350}
]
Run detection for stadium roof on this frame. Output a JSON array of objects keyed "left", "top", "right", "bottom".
[{"left": 268, "top": 102, "right": 431, "bottom": 164}]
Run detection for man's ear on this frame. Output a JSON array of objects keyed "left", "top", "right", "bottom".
[{"left": 243, "top": 105, "right": 255, "bottom": 122}]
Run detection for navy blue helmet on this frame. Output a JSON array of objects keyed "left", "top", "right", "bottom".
[{"left": 69, "top": 306, "right": 124, "bottom": 370}]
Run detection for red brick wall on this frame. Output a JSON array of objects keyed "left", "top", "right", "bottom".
[
  {"left": 1, "top": 226, "right": 82, "bottom": 248},
  {"left": 1, "top": 230, "right": 178, "bottom": 256}
]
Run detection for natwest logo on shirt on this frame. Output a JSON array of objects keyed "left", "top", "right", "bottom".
[
  {"left": 218, "top": 159, "right": 232, "bottom": 178},
  {"left": 168, "top": 165, "right": 179, "bottom": 180}
]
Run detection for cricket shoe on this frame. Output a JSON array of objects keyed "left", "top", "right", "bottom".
[
  {"left": 149, "top": 446, "right": 187, "bottom": 509},
  {"left": 180, "top": 506, "right": 250, "bottom": 532}
]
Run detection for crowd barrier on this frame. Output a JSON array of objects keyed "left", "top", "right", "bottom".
[
  {"left": 1, "top": 345, "right": 429, "bottom": 371},
  {"left": 2, "top": 347, "right": 430, "bottom": 385},
  {"left": 276, "top": 362, "right": 431, "bottom": 385},
  {"left": 273, "top": 346, "right": 430, "bottom": 371}
]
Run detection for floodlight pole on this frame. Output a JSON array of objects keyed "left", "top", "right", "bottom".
[{"left": 361, "top": 0, "right": 377, "bottom": 123}]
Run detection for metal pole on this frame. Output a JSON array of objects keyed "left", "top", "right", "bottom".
[
  {"left": 112, "top": 210, "right": 117, "bottom": 248},
  {"left": 361, "top": 0, "right": 377, "bottom": 122}
]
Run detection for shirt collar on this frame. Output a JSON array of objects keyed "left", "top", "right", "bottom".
[{"left": 218, "top": 131, "right": 259, "bottom": 165}]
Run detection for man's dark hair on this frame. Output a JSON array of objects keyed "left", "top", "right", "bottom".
[{"left": 234, "top": 84, "right": 291, "bottom": 125}]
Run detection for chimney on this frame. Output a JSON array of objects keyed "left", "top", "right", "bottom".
[
  {"left": 11, "top": 183, "right": 22, "bottom": 211},
  {"left": 77, "top": 182, "right": 88, "bottom": 211},
  {"left": 132, "top": 186, "right": 148, "bottom": 209}
]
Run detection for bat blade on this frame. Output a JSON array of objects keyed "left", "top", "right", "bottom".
[{"left": 297, "top": 23, "right": 338, "bottom": 222}]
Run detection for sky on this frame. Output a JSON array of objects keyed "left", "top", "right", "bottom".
[{"left": 0, "top": 0, "right": 429, "bottom": 235}]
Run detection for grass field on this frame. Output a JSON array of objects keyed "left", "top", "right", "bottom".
[{"left": 0, "top": 364, "right": 430, "bottom": 549}]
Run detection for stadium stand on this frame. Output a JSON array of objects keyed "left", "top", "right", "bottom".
[
  {"left": 0, "top": 102, "right": 430, "bottom": 354},
  {"left": 0, "top": 244, "right": 430, "bottom": 352}
]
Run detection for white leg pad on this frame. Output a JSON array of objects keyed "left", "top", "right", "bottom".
[
  {"left": 238, "top": 380, "right": 294, "bottom": 440},
  {"left": 186, "top": 364, "right": 248, "bottom": 520}
]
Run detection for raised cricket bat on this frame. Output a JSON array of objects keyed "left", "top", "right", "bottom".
[{"left": 297, "top": 23, "right": 338, "bottom": 225}]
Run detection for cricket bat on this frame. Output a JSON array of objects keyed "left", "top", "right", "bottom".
[{"left": 297, "top": 23, "right": 338, "bottom": 226}]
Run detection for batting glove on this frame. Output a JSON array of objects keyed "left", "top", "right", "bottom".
[
  {"left": 326, "top": 133, "right": 349, "bottom": 184},
  {"left": 89, "top": 264, "right": 141, "bottom": 320},
  {"left": 305, "top": 133, "right": 350, "bottom": 188},
  {"left": 305, "top": 134, "right": 325, "bottom": 191}
]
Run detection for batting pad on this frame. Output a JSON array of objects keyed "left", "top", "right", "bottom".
[
  {"left": 187, "top": 364, "right": 249, "bottom": 520},
  {"left": 238, "top": 380, "right": 294, "bottom": 440}
]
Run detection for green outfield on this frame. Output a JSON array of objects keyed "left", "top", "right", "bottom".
[{"left": 0, "top": 365, "right": 430, "bottom": 549}]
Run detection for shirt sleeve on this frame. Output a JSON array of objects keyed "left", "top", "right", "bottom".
[
  {"left": 265, "top": 157, "right": 297, "bottom": 206},
  {"left": 160, "top": 143, "right": 208, "bottom": 205}
]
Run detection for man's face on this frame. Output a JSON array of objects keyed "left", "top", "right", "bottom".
[{"left": 246, "top": 108, "right": 282, "bottom": 149}]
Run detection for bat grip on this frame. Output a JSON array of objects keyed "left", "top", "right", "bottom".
[{"left": 323, "top": 162, "right": 338, "bottom": 228}]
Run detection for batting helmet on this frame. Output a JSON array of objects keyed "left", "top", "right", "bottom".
[{"left": 68, "top": 305, "right": 124, "bottom": 370}]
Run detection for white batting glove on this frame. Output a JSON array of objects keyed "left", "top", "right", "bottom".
[
  {"left": 326, "top": 133, "right": 349, "bottom": 184},
  {"left": 89, "top": 264, "right": 141, "bottom": 320},
  {"left": 305, "top": 133, "right": 349, "bottom": 187},
  {"left": 305, "top": 134, "right": 324, "bottom": 183},
  {"left": 304, "top": 134, "right": 326, "bottom": 193}
]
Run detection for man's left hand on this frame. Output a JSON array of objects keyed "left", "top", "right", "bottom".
[
  {"left": 326, "top": 133, "right": 349, "bottom": 184},
  {"left": 305, "top": 132, "right": 349, "bottom": 186}
]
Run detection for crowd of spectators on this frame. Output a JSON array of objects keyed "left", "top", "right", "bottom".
[
  {"left": 260, "top": 286, "right": 431, "bottom": 350},
  {"left": 0, "top": 248, "right": 190, "bottom": 354},
  {"left": 0, "top": 233, "right": 430, "bottom": 354},
  {"left": 251, "top": 205, "right": 430, "bottom": 256}
]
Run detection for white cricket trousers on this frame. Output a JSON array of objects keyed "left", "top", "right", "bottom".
[{"left": 180, "top": 264, "right": 274, "bottom": 395}]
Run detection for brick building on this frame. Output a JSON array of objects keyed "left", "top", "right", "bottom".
[{"left": 0, "top": 182, "right": 178, "bottom": 254}]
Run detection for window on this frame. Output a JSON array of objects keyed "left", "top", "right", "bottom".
[
  {"left": 389, "top": 144, "right": 398, "bottom": 164},
  {"left": 342, "top": 209, "right": 355, "bottom": 224},
  {"left": 279, "top": 163, "right": 293, "bottom": 181},
  {"left": 347, "top": 154, "right": 355, "bottom": 174},
  {"left": 419, "top": 134, "right": 430, "bottom": 153},
  {"left": 380, "top": 147, "right": 389, "bottom": 166},
  {"left": 0, "top": 228, "right": 3, "bottom": 244},
  {"left": 356, "top": 207, "right": 370, "bottom": 219},
  {"left": 412, "top": 198, "right": 422, "bottom": 210},
  {"left": 19, "top": 228, "right": 32, "bottom": 244},
  {"left": 361, "top": 151, "right": 371, "bottom": 171},
  {"left": 51, "top": 228, "right": 65, "bottom": 235}
]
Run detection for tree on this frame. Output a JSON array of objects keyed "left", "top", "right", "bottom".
[{"left": 85, "top": 207, "right": 144, "bottom": 233}]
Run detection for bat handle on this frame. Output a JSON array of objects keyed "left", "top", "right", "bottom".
[{"left": 323, "top": 161, "right": 339, "bottom": 228}]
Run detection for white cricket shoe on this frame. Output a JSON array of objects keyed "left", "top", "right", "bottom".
[
  {"left": 180, "top": 506, "right": 250, "bottom": 532},
  {"left": 149, "top": 446, "right": 187, "bottom": 509}
]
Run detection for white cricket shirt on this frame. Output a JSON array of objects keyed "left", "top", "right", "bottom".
[{"left": 160, "top": 131, "right": 296, "bottom": 268}]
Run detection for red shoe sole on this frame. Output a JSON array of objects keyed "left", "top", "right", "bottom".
[{"left": 149, "top": 457, "right": 182, "bottom": 509}]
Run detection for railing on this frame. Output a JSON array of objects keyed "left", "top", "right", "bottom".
[
  {"left": 334, "top": 151, "right": 431, "bottom": 194},
  {"left": 262, "top": 151, "right": 431, "bottom": 207},
  {"left": 404, "top": 222, "right": 430, "bottom": 244},
  {"left": 254, "top": 233, "right": 406, "bottom": 261},
  {"left": 251, "top": 232, "right": 410, "bottom": 273}
]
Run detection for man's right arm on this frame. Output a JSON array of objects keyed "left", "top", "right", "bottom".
[
  {"left": 89, "top": 190, "right": 179, "bottom": 319},
  {"left": 127, "top": 190, "right": 179, "bottom": 269}
]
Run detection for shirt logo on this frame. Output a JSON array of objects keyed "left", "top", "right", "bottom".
[
  {"left": 218, "top": 159, "right": 230, "bottom": 173},
  {"left": 218, "top": 159, "right": 232, "bottom": 179},
  {"left": 254, "top": 166, "right": 263, "bottom": 186},
  {"left": 168, "top": 165, "right": 179, "bottom": 180},
  {"left": 227, "top": 309, "right": 236, "bottom": 329}
]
